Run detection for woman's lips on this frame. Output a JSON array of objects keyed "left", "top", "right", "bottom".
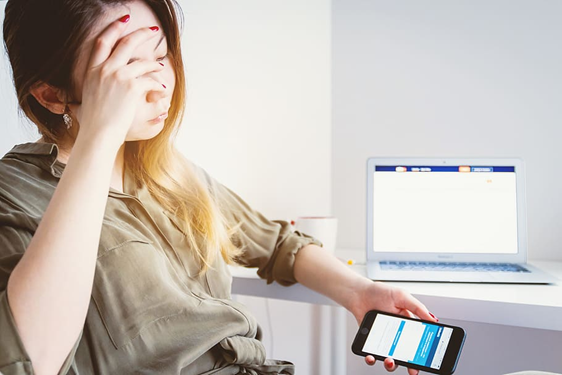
[{"left": 149, "top": 111, "right": 168, "bottom": 123}]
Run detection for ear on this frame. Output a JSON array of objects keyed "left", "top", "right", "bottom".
[{"left": 29, "top": 82, "right": 67, "bottom": 114}]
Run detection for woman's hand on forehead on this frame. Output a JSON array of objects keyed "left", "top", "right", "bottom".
[{"left": 67, "top": 12, "right": 166, "bottom": 146}]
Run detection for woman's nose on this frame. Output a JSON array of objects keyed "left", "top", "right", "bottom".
[
  {"left": 146, "top": 87, "right": 168, "bottom": 103},
  {"left": 143, "top": 70, "right": 170, "bottom": 103}
]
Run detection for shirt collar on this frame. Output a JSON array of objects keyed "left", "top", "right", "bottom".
[
  {"left": 5, "top": 142, "right": 137, "bottom": 198},
  {"left": 5, "top": 142, "right": 64, "bottom": 178}
]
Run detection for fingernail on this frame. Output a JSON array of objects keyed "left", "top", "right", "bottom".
[
  {"left": 150, "top": 26, "right": 159, "bottom": 32},
  {"left": 162, "top": 84, "right": 166, "bottom": 89},
  {"left": 159, "top": 62, "right": 164, "bottom": 67},
  {"left": 429, "top": 312, "right": 439, "bottom": 321},
  {"left": 119, "top": 15, "right": 130, "bottom": 23}
]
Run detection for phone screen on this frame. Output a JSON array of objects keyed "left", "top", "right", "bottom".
[{"left": 362, "top": 314, "right": 453, "bottom": 370}]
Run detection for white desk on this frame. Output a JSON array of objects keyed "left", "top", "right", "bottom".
[
  {"left": 230, "top": 250, "right": 562, "bottom": 331},
  {"left": 230, "top": 250, "right": 562, "bottom": 374}
]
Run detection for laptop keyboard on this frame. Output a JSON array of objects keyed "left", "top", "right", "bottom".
[{"left": 380, "top": 261, "right": 530, "bottom": 273}]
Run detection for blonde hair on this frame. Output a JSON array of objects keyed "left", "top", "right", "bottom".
[
  {"left": 4, "top": 0, "right": 242, "bottom": 273},
  {"left": 126, "top": 124, "right": 243, "bottom": 273}
]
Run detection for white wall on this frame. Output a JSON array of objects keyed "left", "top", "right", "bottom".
[
  {"left": 333, "top": 0, "right": 562, "bottom": 262},
  {"left": 333, "top": 1, "right": 562, "bottom": 374},
  {"left": 0, "top": 4, "right": 40, "bottom": 154},
  {"left": 177, "top": 1, "right": 332, "bottom": 373},
  {"left": 178, "top": 0, "right": 332, "bottom": 221}
]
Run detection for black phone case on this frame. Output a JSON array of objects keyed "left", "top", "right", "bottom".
[{"left": 351, "top": 310, "right": 466, "bottom": 375}]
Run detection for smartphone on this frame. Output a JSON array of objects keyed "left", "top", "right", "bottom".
[{"left": 352, "top": 310, "right": 466, "bottom": 375}]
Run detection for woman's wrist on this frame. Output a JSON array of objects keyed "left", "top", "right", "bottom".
[
  {"left": 73, "top": 128, "right": 124, "bottom": 157},
  {"left": 340, "top": 275, "right": 373, "bottom": 315}
]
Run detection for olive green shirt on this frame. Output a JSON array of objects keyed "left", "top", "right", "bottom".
[{"left": 0, "top": 143, "right": 322, "bottom": 375}]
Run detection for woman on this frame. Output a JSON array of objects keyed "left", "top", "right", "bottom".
[{"left": 0, "top": 0, "right": 436, "bottom": 374}]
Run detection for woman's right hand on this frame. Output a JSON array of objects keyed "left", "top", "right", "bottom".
[{"left": 68, "top": 14, "right": 166, "bottom": 146}]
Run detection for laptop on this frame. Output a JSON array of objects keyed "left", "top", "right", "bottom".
[{"left": 365, "top": 157, "right": 556, "bottom": 284}]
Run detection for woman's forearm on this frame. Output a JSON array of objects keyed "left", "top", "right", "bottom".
[
  {"left": 294, "top": 244, "right": 370, "bottom": 311},
  {"left": 6, "top": 134, "right": 121, "bottom": 375}
]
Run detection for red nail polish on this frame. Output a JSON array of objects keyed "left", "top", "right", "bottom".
[
  {"left": 150, "top": 26, "right": 159, "bottom": 32},
  {"left": 429, "top": 312, "right": 439, "bottom": 321},
  {"left": 159, "top": 62, "right": 164, "bottom": 67},
  {"left": 119, "top": 15, "right": 130, "bottom": 23},
  {"left": 162, "top": 84, "right": 166, "bottom": 89}
]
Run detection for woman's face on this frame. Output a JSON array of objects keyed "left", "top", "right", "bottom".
[{"left": 71, "top": 0, "right": 176, "bottom": 141}]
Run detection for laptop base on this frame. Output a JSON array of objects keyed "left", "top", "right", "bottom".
[{"left": 367, "top": 262, "right": 557, "bottom": 284}]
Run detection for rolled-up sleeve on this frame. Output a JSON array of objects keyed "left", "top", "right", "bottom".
[
  {"left": 191, "top": 163, "right": 323, "bottom": 286},
  {"left": 0, "top": 209, "right": 79, "bottom": 375}
]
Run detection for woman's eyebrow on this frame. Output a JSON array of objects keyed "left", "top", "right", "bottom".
[{"left": 127, "top": 34, "right": 166, "bottom": 64}]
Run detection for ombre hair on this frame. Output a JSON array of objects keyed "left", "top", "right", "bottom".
[{"left": 3, "top": 0, "right": 242, "bottom": 272}]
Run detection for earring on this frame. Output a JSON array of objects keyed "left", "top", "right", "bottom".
[{"left": 63, "top": 105, "right": 72, "bottom": 129}]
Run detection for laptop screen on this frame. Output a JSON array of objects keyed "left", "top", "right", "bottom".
[{"left": 372, "top": 165, "right": 519, "bottom": 255}]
